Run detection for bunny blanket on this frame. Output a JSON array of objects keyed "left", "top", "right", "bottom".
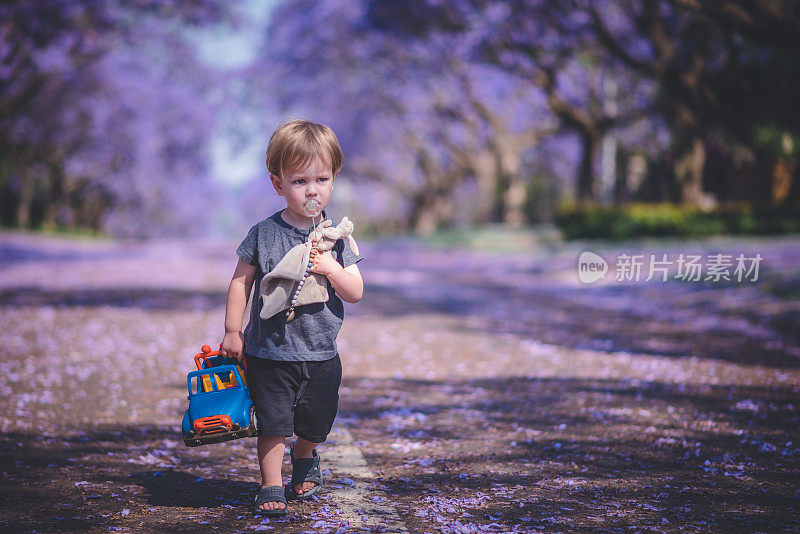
[{"left": 259, "top": 217, "right": 359, "bottom": 320}]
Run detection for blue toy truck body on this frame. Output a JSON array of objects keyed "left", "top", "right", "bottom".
[{"left": 182, "top": 349, "right": 258, "bottom": 447}]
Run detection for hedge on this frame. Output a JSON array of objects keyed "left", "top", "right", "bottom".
[{"left": 554, "top": 203, "right": 800, "bottom": 240}]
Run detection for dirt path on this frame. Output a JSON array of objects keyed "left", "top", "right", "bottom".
[{"left": 0, "top": 231, "right": 798, "bottom": 532}]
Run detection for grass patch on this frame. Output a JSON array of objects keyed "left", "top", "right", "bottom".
[
  {"left": 422, "top": 224, "right": 562, "bottom": 252},
  {"left": 0, "top": 224, "right": 111, "bottom": 241}
]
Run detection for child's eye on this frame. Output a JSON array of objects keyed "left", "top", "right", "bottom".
[
  {"left": 317, "top": 177, "right": 329, "bottom": 183},
  {"left": 293, "top": 179, "right": 306, "bottom": 185}
]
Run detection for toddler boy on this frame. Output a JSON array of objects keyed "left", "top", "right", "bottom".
[{"left": 220, "top": 119, "right": 364, "bottom": 516}]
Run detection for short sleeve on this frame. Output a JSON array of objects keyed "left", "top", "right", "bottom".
[
  {"left": 236, "top": 224, "right": 259, "bottom": 266},
  {"left": 337, "top": 236, "right": 364, "bottom": 268}
]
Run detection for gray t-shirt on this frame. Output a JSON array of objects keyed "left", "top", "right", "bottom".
[{"left": 236, "top": 210, "right": 364, "bottom": 361}]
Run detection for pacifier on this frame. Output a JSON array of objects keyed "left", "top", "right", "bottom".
[{"left": 303, "top": 199, "right": 322, "bottom": 217}]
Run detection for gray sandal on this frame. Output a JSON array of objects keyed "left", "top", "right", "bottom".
[
  {"left": 253, "top": 485, "right": 288, "bottom": 517},
  {"left": 285, "top": 447, "right": 323, "bottom": 500}
]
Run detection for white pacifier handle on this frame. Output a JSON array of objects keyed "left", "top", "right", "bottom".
[{"left": 303, "top": 199, "right": 321, "bottom": 218}]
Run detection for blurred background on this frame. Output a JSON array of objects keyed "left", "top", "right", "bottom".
[{"left": 2, "top": 0, "right": 799, "bottom": 241}]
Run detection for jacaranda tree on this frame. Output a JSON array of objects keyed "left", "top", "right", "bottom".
[{"left": 0, "top": 0, "right": 233, "bottom": 237}]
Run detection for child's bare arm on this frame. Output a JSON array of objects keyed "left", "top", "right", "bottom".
[
  {"left": 311, "top": 253, "right": 363, "bottom": 303},
  {"left": 221, "top": 259, "right": 257, "bottom": 362}
]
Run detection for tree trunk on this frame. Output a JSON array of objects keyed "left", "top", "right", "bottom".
[
  {"left": 577, "top": 132, "right": 601, "bottom": 204},
  {"left": 503, "top": 177, "right": 527, "bottom": 226},
  {"left": 675, "top": 136, "right": 707, "bottom": 206},
  {"left": 43, "top": 169, "right": 66, "bottom": 228},
  {"left": 497, "top": 138, "right": 527, "bottom": 225},
  {"left": 472, "top": 153, "right": 496, "bottom": 223},
  {"left": 411, "top": 191, "right": 440, "bottom": 236},
  {"left": 15, "top": 168, "right": 34, "bottom": 228},
  {"left": 771, "top": 157, "right": 795, "bottom": 205},
  {"left": 782, "top": 159, "right": 800, "bottom": 205},
  {"left": 600, "top": 134, "right": 618, "bottom": 204}
]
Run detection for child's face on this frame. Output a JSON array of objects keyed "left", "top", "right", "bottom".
[{"left": 271, "top": 156, "right": 336, "bottom": 222}]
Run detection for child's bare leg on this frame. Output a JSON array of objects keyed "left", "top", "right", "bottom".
[
  {"left": 257, "top": 436, "right": 286, "bottom": 511},
  {"left": 292, "top": 436, "right": 321, "bottom": 495}
]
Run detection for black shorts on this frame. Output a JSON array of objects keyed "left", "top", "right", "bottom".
[{"left": 245, "top": 353, "right": 342, "bottom": 443}]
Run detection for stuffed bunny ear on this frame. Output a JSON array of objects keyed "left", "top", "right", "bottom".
[
  {"left": 340, "top": 218, "right": 354, "bottom": 235},
  {"left": 347, "top": 235, "right": 360, "bottom": 257}
]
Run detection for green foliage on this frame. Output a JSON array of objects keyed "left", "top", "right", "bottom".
[
  {"left": 423, "top": 224, "right": 562, "bottom": 252},
  {"left": 754, "top": 127, "right": 799, "bottom": 158},
  {"left": 555, "top": 203, "right": 800, "bottom": 240},
  {"left": 0, "top": 224, "right": 109, "bottom": 241}
]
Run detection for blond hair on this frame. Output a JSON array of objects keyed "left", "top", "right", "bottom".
[{"left": 266, "top": 119, "right": 343, "bottom": 178}]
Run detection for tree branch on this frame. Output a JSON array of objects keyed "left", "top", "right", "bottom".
[{"left": 587, "top": 0, "right": 656, "bottom": 76}]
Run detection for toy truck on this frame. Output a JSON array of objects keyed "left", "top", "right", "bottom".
[{"left": 182, "top": 345, "right": 258, "bottom": 447}]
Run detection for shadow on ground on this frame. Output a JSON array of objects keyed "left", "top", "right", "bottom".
[
  {"left": 3, "top": 276, "right": 797, "bottom": 370},
  {"left": 0, "top": 287, "right": 226, "bottom": 310},
  {"left": 338, "top": 375, "right": 800, "bottom": 532},
  {"left": 0, "top": 425, "right": 262, "bottom": 532},
  {"left": 358, "top": 281, "right": 800, "bottom": 369},
  {"left": 1, "top": 373, "right": 798, "bottom": 532}
]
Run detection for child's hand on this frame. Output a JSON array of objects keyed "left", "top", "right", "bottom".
[
  {"left": 310, "top": 250, "right": 342, "bottom": 278},
  {"left": 221, "top": 331, "right": 245, "bottom": 363}
]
